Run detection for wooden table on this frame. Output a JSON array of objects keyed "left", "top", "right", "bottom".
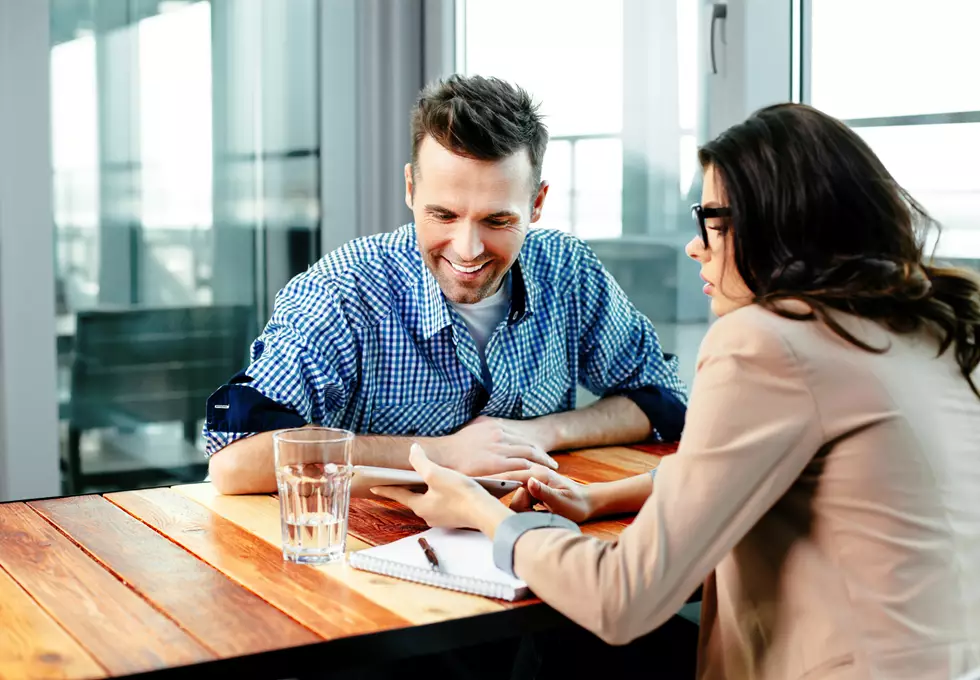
[{"left": 0, "top": 444, "right": 674, "bottom": 679}]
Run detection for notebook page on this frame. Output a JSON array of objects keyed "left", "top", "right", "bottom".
[{"left": 353, "top": 527, "right": 526, "bottom": 590}]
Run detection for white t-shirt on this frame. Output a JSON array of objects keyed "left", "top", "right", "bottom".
[{"left": 448, "top": 275, "right": 511, "bottom": 389}]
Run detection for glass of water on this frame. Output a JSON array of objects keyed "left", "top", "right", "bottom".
[{"left": 273, "top": 427, "right": 354, "bottom": 564}]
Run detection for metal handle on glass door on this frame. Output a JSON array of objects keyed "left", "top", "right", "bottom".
[{"left": 710, "top": 2, "right": 728, "bottom": 74}]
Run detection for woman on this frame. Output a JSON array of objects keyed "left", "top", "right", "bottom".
[{"left": 373, "top": 104, "right": 980, "bottom": 679}]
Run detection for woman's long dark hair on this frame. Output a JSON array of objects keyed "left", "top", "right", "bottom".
[{"left": 698, "top": 103, "right": 980, "bottom": 398}]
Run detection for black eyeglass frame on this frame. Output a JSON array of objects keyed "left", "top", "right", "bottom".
[{"left": 690, "top": 203, "right": 732, "bottom": 245}]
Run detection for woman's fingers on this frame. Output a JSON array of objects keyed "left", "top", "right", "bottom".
[
  {"left": 370, "top": 485, "right": 419, "bottom": 506},
  {"left": 509, "top": 487, "right": 534, "bottom": 512},
  {"left": 528, "top": 477, "right": 566, "bottom": 506},
  {"left": 409, "top": 443, "right": 441, "bottom": 478}
]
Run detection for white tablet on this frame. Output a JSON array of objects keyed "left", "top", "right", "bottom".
[{"left": 350, "top": 465, "right": 522, "bottom": 499}]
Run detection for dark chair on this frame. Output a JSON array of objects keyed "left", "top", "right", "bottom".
[{"left": 64, "top": 305, "right": 253, "bottom": 493}]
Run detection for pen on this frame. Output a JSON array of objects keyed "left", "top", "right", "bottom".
[{"left": 418, "top": 537, "right": 440, "bottom": 570}]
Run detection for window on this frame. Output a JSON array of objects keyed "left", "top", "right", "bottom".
[
  {"left": 458, "top": 0, "right": 711, "bottom": 389},
  {"left": 808, "top": 0, "right": 980, "bottom": 261},
  {"left": 810, "top": 0, "right": 980, "bottom": 119},
  {"left": 49, "top": 0, "right": 323, "bottom": 493},
  {"left": 51, "top": 32, "right": 99, "bottom": 310},
  {"left": 459, "top": 0, "right": 623, "bottom": 237},
  {"left": 458, "top": 0, "right": 702, "bottom": 241}
]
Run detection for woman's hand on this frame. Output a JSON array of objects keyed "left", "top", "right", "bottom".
[
  {"left": 494, "top": 465, "right": 596, "bottom": 524},
  {"left": 370, "top": 444, "right": 513, "bottom": 536}
]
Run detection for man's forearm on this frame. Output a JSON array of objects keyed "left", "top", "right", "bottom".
[
  {"left": 208, "top": 431, "right": 436, "bottom": 495},
  {"left": 537, "top": 395, "right": 652, "bottom": 451},
  {"left": 350, "top": 435, "right": 440, "bottom": 468},
  {"left": 208, "top": 432, "right": 278, "bottom": 495}
]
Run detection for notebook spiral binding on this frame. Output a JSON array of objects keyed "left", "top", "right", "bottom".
[{"left": 349, "top": 552, "right": 515, "bottom": 600}]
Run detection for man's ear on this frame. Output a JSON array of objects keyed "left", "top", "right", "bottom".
[
  {"left": 530, "top": 181, "right": 550, "bottom": 223},
  {"left": 404, "top": 163, "right": 414, "bottom": 211}
]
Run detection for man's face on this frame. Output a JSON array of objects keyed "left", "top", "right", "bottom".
[{"left": 405, "top": 136, "right": 549, "bottom": 304}]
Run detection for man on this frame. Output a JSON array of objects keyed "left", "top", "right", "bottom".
[{"left": 205, "top": 75, "right": 687, "bottom": 495}]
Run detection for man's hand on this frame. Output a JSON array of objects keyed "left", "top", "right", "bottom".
[{"left": 426, "top": 415, "right": 559, "bottom": 476}]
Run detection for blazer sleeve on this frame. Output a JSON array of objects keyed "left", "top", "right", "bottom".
[{"left": 511, "top": 308, "right": 826, "bottom": 645}]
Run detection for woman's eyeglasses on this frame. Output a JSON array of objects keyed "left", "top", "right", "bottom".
[{"left": 690, "top": 204, "right": 732, "bottom": 246}]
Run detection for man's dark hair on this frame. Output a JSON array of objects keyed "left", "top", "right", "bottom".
[{"left": 410, "top": 75, "right": 548, "bottom": 192}]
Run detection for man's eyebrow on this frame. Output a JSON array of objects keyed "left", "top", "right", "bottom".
[{"left": 423, "top": 206, "right": 521, "bottom": 220}]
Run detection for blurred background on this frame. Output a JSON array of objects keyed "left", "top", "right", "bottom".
[{"left": 0, "top": 0, "right": 978, "bottom": 499}]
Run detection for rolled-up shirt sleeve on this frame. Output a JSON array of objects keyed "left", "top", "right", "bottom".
[
  {"left": 510, "top": 309, "right": 823, "bottom": 645},
  {"left": 575, "top": 244, "right": 689, "bottom": 441},
  {"left": 203, "top": 272, "right": 359, "bottom": 457}
]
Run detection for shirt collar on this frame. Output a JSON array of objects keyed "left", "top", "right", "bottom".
[
  {"left": 419, "top": 261, "right": 453, "bottom": 340},
  {"left": 508, "top": 254, "right": 537, "bottom": 324},
  {"left": 417, "top": 245, "right": 539, "bottom": 339}
]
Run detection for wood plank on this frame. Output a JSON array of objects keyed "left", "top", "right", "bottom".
[
  {"left": 30, "top": 496, "right": 321, "bottom": 658},
  {"left": 0, "top": 565, "right": 105, "bottom": 680},
  {"left": 348, "top": 498, "right": 429, "bottom": 545},
  {"left": 557, "top": 454, "right": 637, "bottom": 484},
  {"left": 171, "top": 484, "right": 372, "bottom": 551},
  {"left": 630, "top": 442, "right": 679, "bottom": 457},
  {"left": 172, "top": 484, "right": 508, "bottom": 623},
  {"left": 106, "top": 488, "right": 410, "bottom": 639},
  {"left": 172, "top": 445, "right": 646, "bottom": 619},
  {"left": 570, "top": 446, "right": 662, "bottom": 475},
  {"left": 0, "top": 503, "right": 212, "bottom": 676}
]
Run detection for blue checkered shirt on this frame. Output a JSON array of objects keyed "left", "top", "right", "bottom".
[{"left": 204, "top": 225, "right": 687, "bottom": 455}]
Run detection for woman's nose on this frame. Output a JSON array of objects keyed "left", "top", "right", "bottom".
[{"left": 685, "top": 236, "right": 705, "bottom": 262}]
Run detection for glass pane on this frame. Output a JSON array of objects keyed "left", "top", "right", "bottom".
[
  {"left": 540, "top": 140, "right": 572, "bottom": 233},
  {"left": 49, "top": 0, "right": 322, "bottom": 494},
  {"left": 51, "top": 33, "right": 99, "bottom": 312},
  {"left": 138, "top": 4, "right": 213, "bottom": 306},
  {"left": 811, "top": 0, "right": 980, "bottom": 119},
  {"left": 854, "top": 124, "right": 980, "bottom": 258},
  {"left": 676, "top": 0, "right": 699, "bottom": 131},
  {"left": 462, "top": 0, "right": 623, "bottom": 137},
  {"left": 574, "top": 138, "right": 623, "bottom": 240},
  {"left": 679, "top": 134, "right": 698, "bottom": 196},
  {"left": 461, "top": 0, "right": 710, "bottom": 390}
]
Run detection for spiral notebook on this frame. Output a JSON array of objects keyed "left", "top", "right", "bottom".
[{"left": 348, "top": 527, "right": 530, "bottom": 601}]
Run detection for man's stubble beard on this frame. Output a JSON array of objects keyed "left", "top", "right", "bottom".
[{"left": 427, "top": 255, "right": 503, "bottom": 305}]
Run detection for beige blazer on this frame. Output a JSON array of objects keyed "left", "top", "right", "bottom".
[{"left": 514, "top": 304, "right": 980, "bottom": 679}]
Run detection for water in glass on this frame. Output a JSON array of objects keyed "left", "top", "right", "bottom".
[{"left": 277, "top": 461, "right": 351, "bottom": 563}]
